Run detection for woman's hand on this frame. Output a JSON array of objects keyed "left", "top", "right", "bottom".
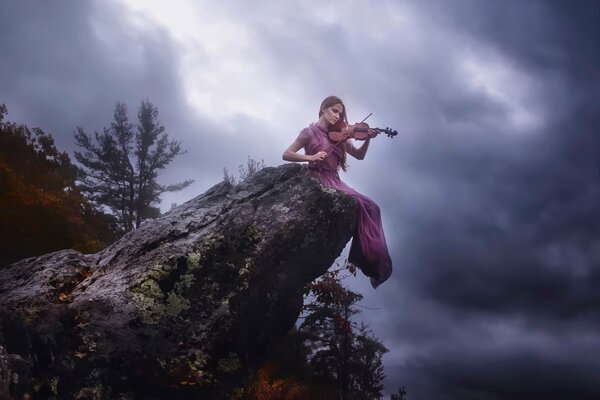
[
  {"left": 310, "top": 151, "right": 328, "bottom": 162},
  {"left": 367, "top": 128, "right": 378, "bottom": 139},
  {"left": 282, "top": 140, "right": 327, "bottom": 163}
]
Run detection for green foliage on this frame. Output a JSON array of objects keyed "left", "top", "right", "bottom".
[
  {"left": 74, "top": 100, "right": 193, "bottom": 233},
  {"left": 0, "top": 104, "right": 118, "bottom": 266}
]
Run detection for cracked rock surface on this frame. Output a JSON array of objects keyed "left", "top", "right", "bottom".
[{"left": 0, "top": 163, "right": 356, "bottom": 400}]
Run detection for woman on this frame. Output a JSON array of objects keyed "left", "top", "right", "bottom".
[{"left": 282, "top": 95, "right": 392, "bottom": 288}]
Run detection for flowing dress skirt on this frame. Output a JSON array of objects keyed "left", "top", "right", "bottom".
[{"left": 308, "top": 166, "right": 393, "bottom": 288}]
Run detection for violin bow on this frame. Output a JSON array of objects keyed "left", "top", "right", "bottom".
[{"left": 359, "top": 112, "right": 373, "bottom": 123}]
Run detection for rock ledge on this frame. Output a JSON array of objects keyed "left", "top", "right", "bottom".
[{"left": 0, "top": 164, "right": 356, "bottom": 400}]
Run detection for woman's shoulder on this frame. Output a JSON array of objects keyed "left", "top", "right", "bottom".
[
  {"left": 304, "top": 123, "right": 329, "bottom": 136},
  {"left": 296, "top": 125, "right": 314, "bottom": 145},
  {"left": 301, "top": 123, "right": 317, "bottom": 132},
  {"left": 299, "top": 123, "right": 319, "bottom": 137}
]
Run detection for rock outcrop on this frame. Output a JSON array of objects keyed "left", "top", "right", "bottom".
[{"left": 0, "top": 164, "right": 356, "bottom": 400}]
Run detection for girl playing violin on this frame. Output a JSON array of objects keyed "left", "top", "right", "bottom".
[{"left": 282, "top": 95, "right": 392, "bottom": 288}]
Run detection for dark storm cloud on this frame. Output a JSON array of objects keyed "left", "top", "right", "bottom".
[
  {"left": 396, "top": 0, "right": 600, "bottom": 320},
  {"left": 0, "top": 1, "right": 181, "bottom": 150},
  {"left": 430, "top": 0, "right": 600, "bottom": 85},
  {"left": 390, "top": 346, "right": 600, "bottom": 400},
  {"left": 395, "top": 114, "right": 600, "bottom": 321},
  {"left": 368, "top": 1, "right": 600, "bottom": 398}
]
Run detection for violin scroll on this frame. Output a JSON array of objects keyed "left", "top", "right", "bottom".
[{"left": 379, "top": 127, "right": 398, "bottom": 138}]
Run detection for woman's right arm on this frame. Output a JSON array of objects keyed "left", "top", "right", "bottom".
[{"left": 283, "top": 140, "right": 326, "bottom": 162}]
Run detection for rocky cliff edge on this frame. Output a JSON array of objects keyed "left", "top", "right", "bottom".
[{"left": 0, "top": 163, "right": 356, "bottom": 400}]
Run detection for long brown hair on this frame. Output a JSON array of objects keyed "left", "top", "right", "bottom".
[{"left": 318, "top": 96, "right": 348, "bottom": 171}]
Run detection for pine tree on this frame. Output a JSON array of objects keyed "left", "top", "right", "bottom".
[
  {"left": 74, "top": 100, "right": 193, "bottom": 233},
  {"left": 248, "top": 267, "right": 390, "bottom": 400},
  {"left": 300, "top": 269, "right": 389, "bottom": 400}
]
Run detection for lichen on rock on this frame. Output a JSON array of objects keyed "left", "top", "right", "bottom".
[
  {"left": 0, "top": 164, "right": 356, "bottom": 399},
  {"left": 130, "top": 261, "right": 194, "bottom": 324}
]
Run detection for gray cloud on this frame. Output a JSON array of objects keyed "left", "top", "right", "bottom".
[
  {"left": 1, "top": 1, "right": 181, "bottom": 147},
  {"left": 355, "top": 2, "right": 600, "bottom": 398},
  {"left": 0, "top": 0, "right": 235, "bottom": 203}
]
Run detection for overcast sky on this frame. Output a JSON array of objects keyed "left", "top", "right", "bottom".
[{"left": 2, "top": 1, "right": 600, "bottom": 398}]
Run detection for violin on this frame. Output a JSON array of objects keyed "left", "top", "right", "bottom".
[{"left": 327, "top": 113, "right": 398, "bottom": 142}]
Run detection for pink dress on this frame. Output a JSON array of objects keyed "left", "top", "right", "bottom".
[{"left": 296, "top": 123, "right": 393, "bottom": 288}]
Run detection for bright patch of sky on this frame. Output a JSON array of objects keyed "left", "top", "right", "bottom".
[
  {"left": 116, "top": 0, "right": 420, "bottom": 140},
  {"left": 458, "top": 49, "right": 544, "bottom": 132},
  {"left": 118, "top": 1, "right": 273, "bottom": 126}
]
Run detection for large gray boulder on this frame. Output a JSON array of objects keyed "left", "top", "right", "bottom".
[{"left": 0, "top": 164, "right": 356, "bottom": 400}]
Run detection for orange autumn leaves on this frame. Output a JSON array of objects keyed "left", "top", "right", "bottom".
[
  {"left": 249, "top": 362, "right": 334, "bottom": 400},
  {"left": 0, "top": 104, "right": 116, "bottom": 265}
]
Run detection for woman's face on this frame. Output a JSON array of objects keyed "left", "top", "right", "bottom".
[{"left": 321, "top": 103, "right": 344, "bottom": 126}]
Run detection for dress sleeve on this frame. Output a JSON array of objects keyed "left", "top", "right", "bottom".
[{"left": 295, "top": 128, "right": 310, "bottom": 147}]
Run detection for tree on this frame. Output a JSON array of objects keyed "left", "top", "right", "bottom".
[
  {"left": 0, "top": 104, "right": 118, "bottom": 266},
  {"left": 390, "top": 387, "right": 408, "bottom": 400},
  {"left": 249, "top": 266, "right": 389, "bottom": 400},
  {"left": 74, "top": 100, "right": 193, "bottom": 233},
  {"left": 300, "top": 268, "right": 388, "bottom": 400}
]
